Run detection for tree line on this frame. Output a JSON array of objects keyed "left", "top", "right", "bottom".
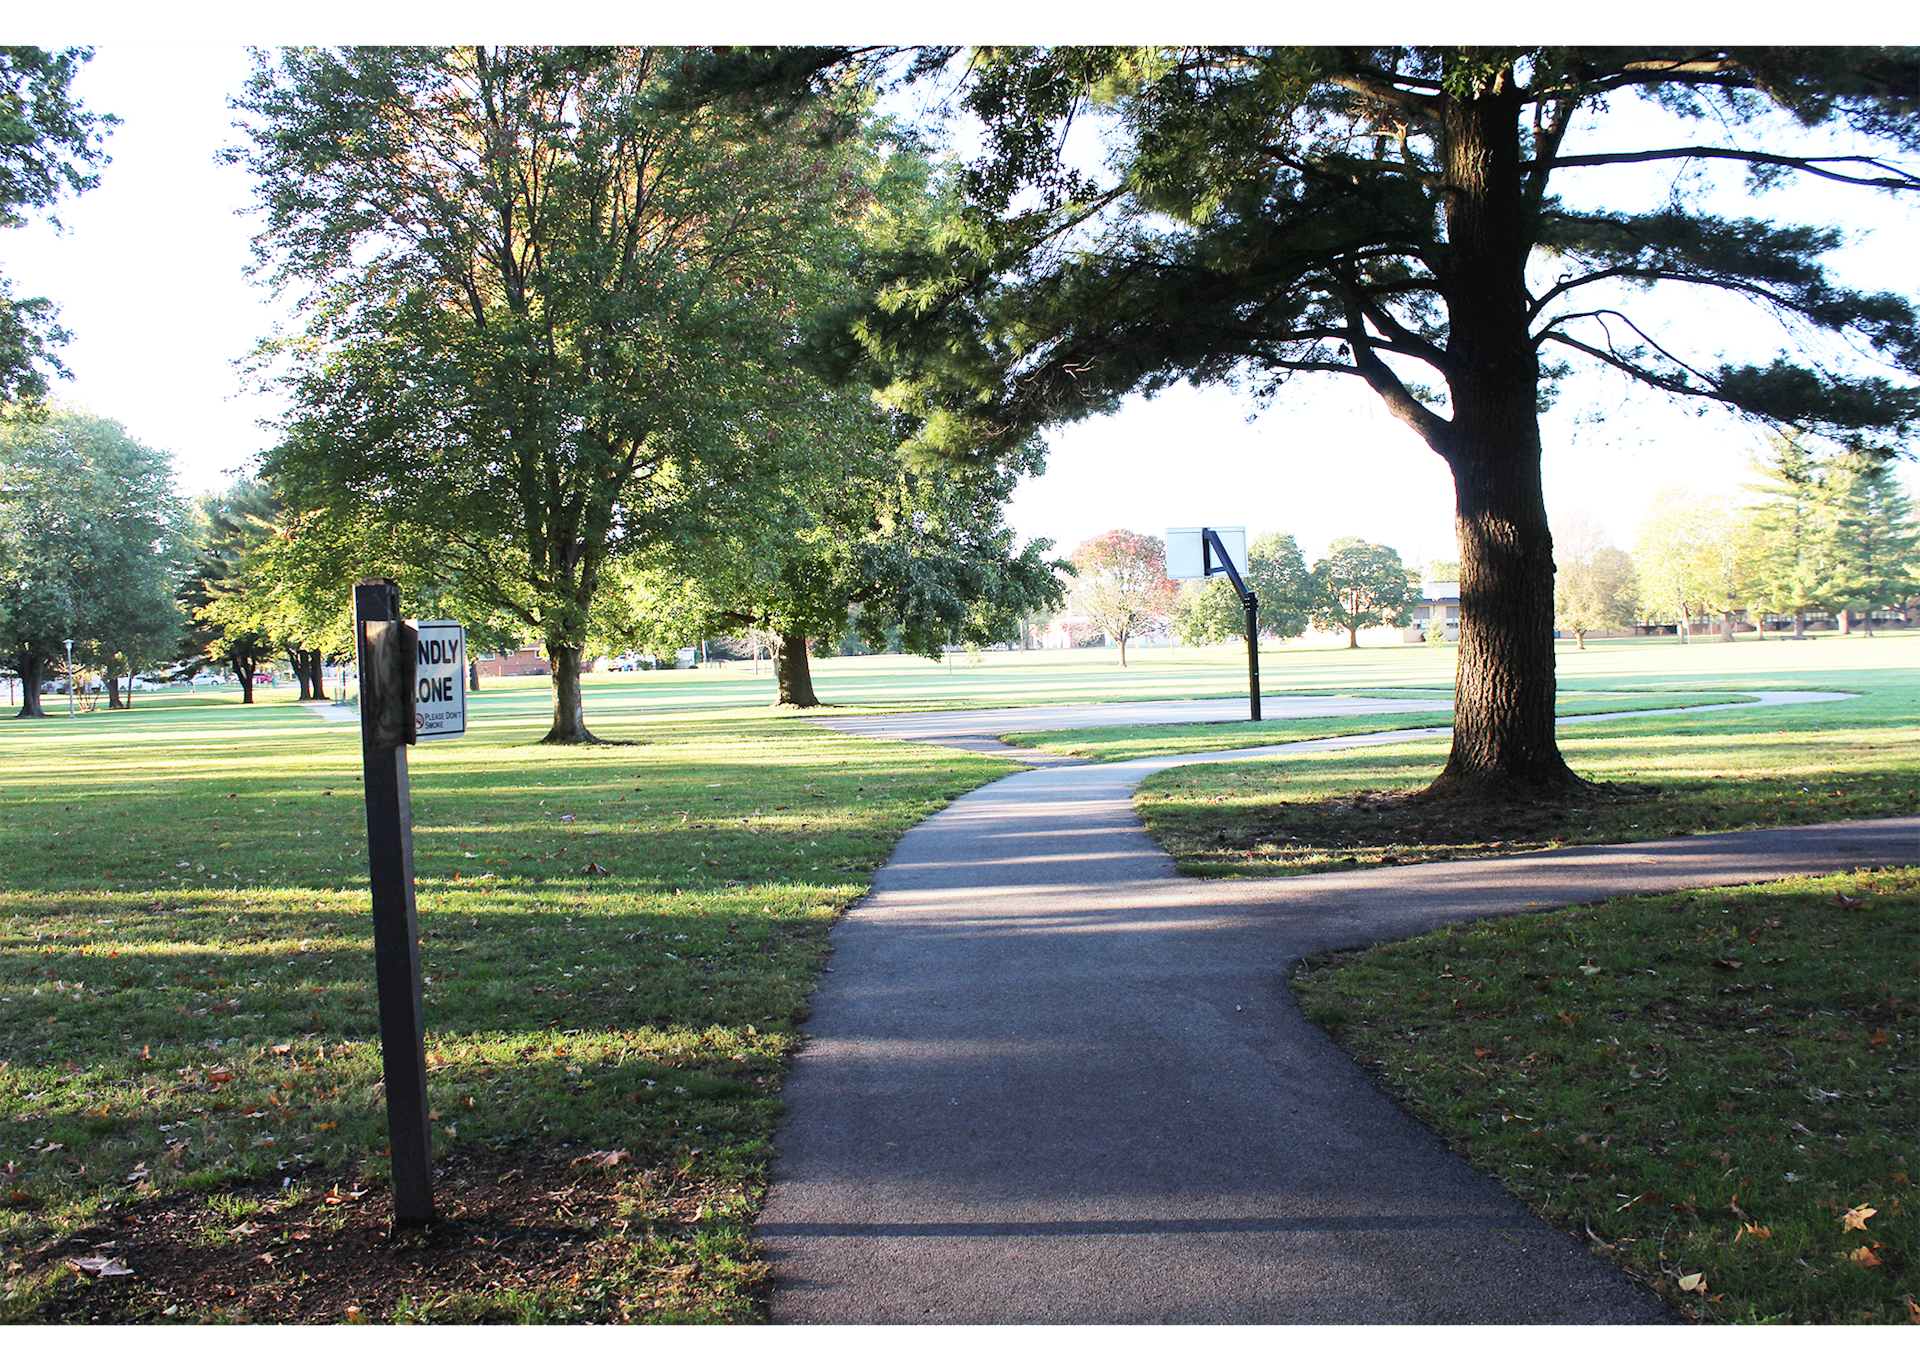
[
  {"left": 1556, "top": 432, "right": 1920, "bottom": 646},
  {"left": 1062, "top": 528, "right": 1429, "bottom": 661}
]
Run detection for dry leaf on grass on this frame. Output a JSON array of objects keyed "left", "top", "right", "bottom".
[
  {"left": 1841, "top": 1204, "right": 1877, "bottom": 1231},
  {"left": 574, "top": 1149, "right": 630, "bottom": 1168},
  {"left": 69, "top": 1255, "right": 132, "bottom": 1277}
]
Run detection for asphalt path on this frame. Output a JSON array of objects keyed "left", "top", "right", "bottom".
[{"left": 757, "top": 691, "right": 1910, "bottom": 1323}]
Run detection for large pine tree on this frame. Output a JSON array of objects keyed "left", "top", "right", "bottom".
[{"left": 728, "top": 46, "right": 1920, "bottom": 797}]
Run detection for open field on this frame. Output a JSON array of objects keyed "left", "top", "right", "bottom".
[
  {"left": 1125, "top": 637, "right": 1920, "bottom": 878},
  {"left": 0, "top": 690, "right": 1014, "bottom": 1322}
]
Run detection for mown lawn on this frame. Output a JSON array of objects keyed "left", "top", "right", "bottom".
[{"left": 0, "top": 691, "right": 1012, "bottom": 1322}]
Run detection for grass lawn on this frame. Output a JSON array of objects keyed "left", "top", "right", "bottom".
[
  {"left": 1106, "top": 634, "right": 1917, "bottom": 1324},
  {"left": 3, "top": 633, "right": 1913, "bottom": 1324},
  {"left": 0, "top": 685, "right": 1014, "bottom": 1323},
  {"left": 1290, "top": 869, "right": 1916, "bottom": 1323}
]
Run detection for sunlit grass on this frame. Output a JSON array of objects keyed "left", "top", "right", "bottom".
[
  {"left": 1292, "top": 868, "right": 1917, "bottom": 1323},
  {"left": 0, "top": 695, "right": 1011, "bottom": 1321}
]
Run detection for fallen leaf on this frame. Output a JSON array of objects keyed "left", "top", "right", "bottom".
[
  {"left": 582, "top": 862, "right": 609, "bottom": 874},
  {"left": 574, "top": 1149, "right": 630, "bottom": 1168},
  {"left": 1677, "top": 1273, "right": 1706, "bottom": 1293},
  {"left": 1735, "top": 1223, "right": 1771, "bottom": 1242},
  {"left": 69, "top": 1255, "right": 133, "bottom": 1277},
  {"left": 1848, "top": 1245, "right": 1882, "bottom": 1268},
  {"left": 206, "top": 1068, "right": 235, "bottom": 1084},
  {"left": 1842, "top": 1204, "right": 1877, "bottom": 1231},
  {"left": 1828, "top": 892, "right": 1867, "bottom": 908}
]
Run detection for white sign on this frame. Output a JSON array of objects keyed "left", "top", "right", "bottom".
[
  {"left": 410, "top": 620, "right": 466, "bottom": 740},
  {"left": 1166, "top": 526, "right": 1247, "bottom": 580}
]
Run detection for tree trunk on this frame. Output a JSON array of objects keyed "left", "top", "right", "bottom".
[
  {"left": 1720, "top": 610, "right": 1735, "bottom": 642},
  {"left": 1117, "top": 631, "right": 1129, "bottom": 667},
  {"left": 1793, "top": 611, "right": 1807, "bottom": 638},
  {"left": 469, "top": 659, "right": 480, "bottom": 691},
  {"left": 293, "top": 648, "right": 315, "bottom": 701},
  {"left": 1574, "top": 628, "right": 1586, "bottom": 649},
  {"left": 1347, "top": 624, "right": 1358, "bottom": 648},
  {"left": 15, "top": 655, "right": 46, "bottom": 718},
  {"left": 1838, "top": 607, "right": 1853, "bottom": 634},
  {"left": 541, "top": 642, "right": 601, "bottom": 743},
  {"left": 105, "top": 671, "right": 125, "bottom": 710},
  {"left": 235, "top": 655, "right": 256, "bottom": 704},
  {"left": 1422, "top": 74, "right": 1585, "bottom": 800},
  {"left": 773, "top": 628, "right": 820, "bottom": 707}
]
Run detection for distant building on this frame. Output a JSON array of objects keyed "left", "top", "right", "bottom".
[
  {"left": 1407, "top": 581, "right": 1460, "bottom": 643},
  {"left": 476, "top": 644, "right": 550, "bottom": 678}
]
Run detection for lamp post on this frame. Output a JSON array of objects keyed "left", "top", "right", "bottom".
[{"left": 63, "top": 638, "right": 73, "bottom": 718}]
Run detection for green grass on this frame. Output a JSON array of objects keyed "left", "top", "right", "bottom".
[
  {"left": 1127, "top": 638, "right": 1919, "bottom": 878},
  {"left": 1002, "top": 691, "right": 1754, "bottom": 763},
  {"left": 1290, "top": 868, "right": 1917, "bottom": 1323},
  {"left": 0, "top": 688, "right": 1014, "bottom": 1321},
  {"left": 5, "top": 632, "right": 1914, "bottom": 1322}
]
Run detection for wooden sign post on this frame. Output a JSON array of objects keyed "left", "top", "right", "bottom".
[{"left": 353, "top": 579, "right": 434, "bottom": 1226}]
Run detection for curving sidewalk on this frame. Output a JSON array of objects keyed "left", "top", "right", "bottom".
[{"left": 755, "top": 691, "right": 1910, "bottom": 1323}]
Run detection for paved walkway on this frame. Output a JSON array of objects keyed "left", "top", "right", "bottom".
[{"left": 756, "top": 692, "right": 1908, "bottom": 1323}]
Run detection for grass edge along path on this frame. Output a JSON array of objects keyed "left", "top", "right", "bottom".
[{"left": 1289, "top": 867, "right": 1917, "bottom": 1324}]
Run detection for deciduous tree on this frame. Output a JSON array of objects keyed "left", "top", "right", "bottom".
[
  {"left": 0, "top": 408, "right": 182, "bottom": 716},
  {"left": 237, "top": 46, "right": 884, "bottom": 742},
  {"left": 606, "top": 418, "right": 1064, "bottom": 707},
  {"left": 1066, "top": 529, "right": 1176, "bottom": 666},
  {"left": 1552, "top": 512, "right": 1636, "bottom": 648},
  {"left": 1309, "top": 536, "right": 1416, "bottom": 647},
  {"left": 0, "top": 47, "right": 113, "bottom": 408}
]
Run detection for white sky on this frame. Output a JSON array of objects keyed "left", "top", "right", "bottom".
[{"left": 5, "top": 20, "right": 1916, "bottom": 576}]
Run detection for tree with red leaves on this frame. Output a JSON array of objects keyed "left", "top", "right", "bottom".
[{"left": 1066, "top": 530, "right": 1178, "bottom": 666}]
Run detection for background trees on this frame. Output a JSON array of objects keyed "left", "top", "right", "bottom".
[
  {"left": 1817, "top": 451, "right": 1920, "bottom": 635},
  {"left": 1551, "top": 513, "right": 1637, "bottom": 649},
  {"left": 1172, "top": 531, "right": 1314, "bottom": 647},
  {"left": 604, "top": 416, "right": 1065, "bottom": 707},
  {"left": 1065, "top": 530, "right": 1177, "bottom": 666},
  {"left": 1308, "top": 537, "right": 1416, "bottom": 648},
  {"left": 782, "top": 45, "right": 1920, "bottom": 798},
  {"left": 0, "top": 408, "right": 183, "bottom": 715},
  {"left": 239, "top": 46, "right": 891, "bottom": 743}
]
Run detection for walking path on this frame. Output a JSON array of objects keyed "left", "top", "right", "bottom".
[{"left": 756, "top": 690, "right": 1909, "bottom": 1323}]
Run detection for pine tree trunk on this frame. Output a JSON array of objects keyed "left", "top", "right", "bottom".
[
  {"left": 773, "top": 629, "right": 820, "bottom": 707},
  {"left": 541, "top": 642, "right": 600, "bottom": 743},
  {"left": 1422, "top": 75, "right": 1584, "bottom": 800}
]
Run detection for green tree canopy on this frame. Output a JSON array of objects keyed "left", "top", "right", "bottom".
[
  {"left": 761, "top": 45, "right": 1920, "bottom": 797},
  {"left": 0, "top": 407, "right": 182, "bottom": 715},
  {"left": 1309, "top": 536, "right": 1416, "bottom": 647},
  {"left": 607, "top": 423, "right": 1064, "bottom": 706},
  {"left": 0, "top": 46, "right": 113, "bottom": 408},
  {"left": 237, "top": 46, "right": 891, "bottom": 741}
]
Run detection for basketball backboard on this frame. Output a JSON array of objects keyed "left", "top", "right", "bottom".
[{"left": 1166, "top": 526, "right": 1247, "bottom": 580}]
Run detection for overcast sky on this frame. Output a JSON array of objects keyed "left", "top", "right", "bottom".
[{"left": 5, "top": 24, "right": 1915, "bottom": 575}]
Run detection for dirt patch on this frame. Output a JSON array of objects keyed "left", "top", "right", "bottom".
[{"left": 10, "top": 1147, "right": 752, "bottom": 1324}]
